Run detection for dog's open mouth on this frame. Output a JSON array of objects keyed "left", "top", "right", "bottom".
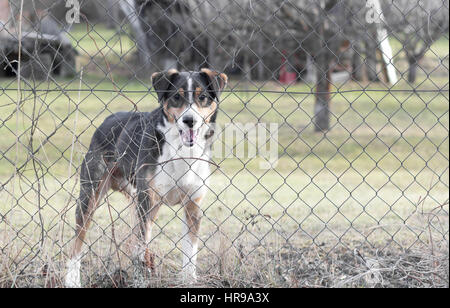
[{"left": 179, "top": 129, "right": 199, "bottom": 147}]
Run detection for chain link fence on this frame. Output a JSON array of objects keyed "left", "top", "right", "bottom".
[{"left": 0, "top": 0, "right": 448, "bottom": 288}]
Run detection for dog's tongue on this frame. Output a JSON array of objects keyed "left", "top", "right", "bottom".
[{"left": 181, "top": 129, "right": 196, "bottom": 146}]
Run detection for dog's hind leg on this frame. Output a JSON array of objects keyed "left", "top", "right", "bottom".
[
  {"left": 130, "top": 168, "right": 164, "bottom": 277},
  {"left": 134, "top": 187, "right": 162, "bottom": 270},
  {"left": 128, "top": 187, "right": 161, "bottom": 288},
  {"left": 65, "top": 156, "right": 112, "bottom": 288}
]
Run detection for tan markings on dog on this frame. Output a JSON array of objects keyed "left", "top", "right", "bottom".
[
  {"left": 163, "top": 101, "right": 185, "bottom": 124},
  {"left": 73, "top": 172, "right": 111, "bottom": 257},
  {"left": 144, "top": 248, "right": 155, "bottom": 272},
  {"left": 151, "top": 70, "right": 179, "bottom": 85},
  {"left": 167, "top": 68, "right": 179, "bottom": 75},
  {"left": 219, "top": 72, "right": 229, "bottom": 86},
  {"left": 157, "top": 186, "right": 186, "bottom": 207},
  {"left": 184, "top": 197, "right": 204, "bottom": 241},
  {"left": 110, "top": 171, "right": 136, "bottom": 200},
  {"left": 200, "top": 68, "right": 229, "bottom": 91},
  {"left": 145, "top": 177, "right": 160, "bottom": 206},
  {"left": 197, "top": 101, "right": 217, "bottom": 123},
  {"left": 146, "top": 173, "right": 186, "bottom": 207},
  {"left": 151, "top": 72, "right": 161, "bottom": 80},
  {"left": 178, "top": 88, "right": 185, "bottom": 98},
  {"left": 195, "top": 87, "right": 208, "bottom": 107},
  {"left": 193, "top": 197, "right": 203, "bottom": 206},
  {"left": 195, "top": 87, "right": 203, "bottom": 98},
  {"left": 141, "top": 176, "right": 162, "bottom": 271}
]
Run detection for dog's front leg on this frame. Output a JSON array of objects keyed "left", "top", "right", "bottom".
[{"left": 181, "top": 196, "right": 204, "bottom": 283}]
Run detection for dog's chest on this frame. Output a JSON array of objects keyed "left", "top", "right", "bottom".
[{"left": 152, "top": 136, "right": 211, "bottom": 204}]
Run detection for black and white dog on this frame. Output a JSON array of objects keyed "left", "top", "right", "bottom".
[{"left": 65, "top": 69, "right": 228, "bottom": 288}]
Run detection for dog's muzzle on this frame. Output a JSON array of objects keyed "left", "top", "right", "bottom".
[{"left": 179, "top": 128, "right": 199, "bottom": 147}]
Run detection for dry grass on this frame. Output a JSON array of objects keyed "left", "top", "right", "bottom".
[{"left": 0, "top": 201, "right": 448, "bottom": 288}]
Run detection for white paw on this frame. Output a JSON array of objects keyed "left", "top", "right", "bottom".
[
  {"left": 181, "top": 265, "right": 197, "bottom": 284},
  {"left": 65, "top": 258, "right": 81, "bottom": 288}
]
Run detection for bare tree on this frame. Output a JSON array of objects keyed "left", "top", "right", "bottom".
[
  {"left": 247, "top": 0, "right": 356, "bottom": 131},
  {"left": 384, "top": 0, "right": 449, "bottom": 83},
  {"left": 101, "top": 0, "right": 413, "bottom": 130},
  {"left": 117, "top": 0, "right": 154, "bottom": 76}
]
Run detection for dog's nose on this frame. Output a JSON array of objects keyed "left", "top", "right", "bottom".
[{"left": 182, "top": 116, "right": 196, "bottom": 128}]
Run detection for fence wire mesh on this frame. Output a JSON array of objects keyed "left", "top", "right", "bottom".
[{"left": 0, "top": 0, "right": 448, "bottom": 288}]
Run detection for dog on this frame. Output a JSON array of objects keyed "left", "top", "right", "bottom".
[{"left": 65, "top": 69, "right": 228, "bottom": 288}]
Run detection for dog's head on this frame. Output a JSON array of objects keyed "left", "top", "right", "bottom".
[{"left": 152, "top": 69, "right": 228, "bottom": 147}]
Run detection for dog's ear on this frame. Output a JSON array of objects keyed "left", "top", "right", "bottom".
[
  {"left": 152, "top": 69, "right": 179, "bottom": 102},
  {"left": 200, "top": 68, "right": 228, "bottom": 101}
]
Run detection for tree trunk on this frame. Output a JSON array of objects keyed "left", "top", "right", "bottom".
[
  {"left": 313, "top": 52, "right": 331, "bottom": 132},
  {"left": 119, "top": 0, "right": 152, "bottom": 77},
  {"left": 313, "top": 1, "right": 332, "bottom": 132},
  {"left": 243, "top": 51, "right": 252, "bottom": 82},
  {"left": 352, "top": 44, "right": 364, "bottom": 82},
  {"left": 256, "top": 39, "right": 265, "bottom": 81},
  {"left": 207, "top": 34, "right": 216, "bottom": 69},
  {"left": 365, "top": 41, "right": 379, "bottom": 82},
  {"left": 105, "top": 0, "right": 121, "bottom": 30},
  {"left": 408, "top": 56, "right": 418, "bottom": 84}
]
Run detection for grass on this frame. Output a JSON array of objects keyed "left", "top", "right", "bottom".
[{"left": 0, "top": 25, "right": 448, "bottom": 288}]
